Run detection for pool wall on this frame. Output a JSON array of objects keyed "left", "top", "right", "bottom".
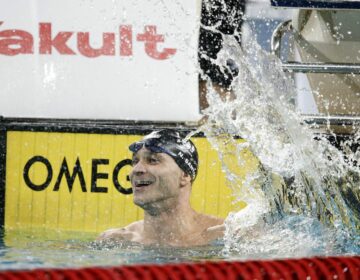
[{"left": 0, "top": 118, "right": 258, "bottom": 233}]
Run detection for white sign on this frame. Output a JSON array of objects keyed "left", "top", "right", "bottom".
[{"left": 0, "top": 0, "right": 202, "bottom": 121}]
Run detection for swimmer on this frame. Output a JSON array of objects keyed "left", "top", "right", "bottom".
[{"left": 98, "top": 129, "right": 224, "bottom": 247}]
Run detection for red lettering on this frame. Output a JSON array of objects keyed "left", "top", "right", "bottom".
[
  {"left": 0, "top": 22, "right": 33, "bottom": 56},
  {"left": 119, "top": 25, "right": 132, "bottom": 56},
  {"left": 39, "top": 23, "right": 75, "bottom": 55},
  {"left": 0, "top": 22, "right": 177, "bottom": 59},
  {"left": 77, "top": 32, "right": 115, "bottom": 58},
  {"left": 137, "top": 25, "right": 176, "bottom": 60}
]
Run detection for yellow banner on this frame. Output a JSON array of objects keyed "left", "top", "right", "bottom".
[{"left": 5, "top": 131, "right": 257, "bottom": 233}]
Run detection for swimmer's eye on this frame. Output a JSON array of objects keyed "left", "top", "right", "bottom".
[
  {"left": 131, "top": 158, "right": 139, "bottom": 166},
  {"left": 148, "top": 156, "right": 160, "bottom": 164}
]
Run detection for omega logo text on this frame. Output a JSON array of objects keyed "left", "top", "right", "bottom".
[{"left": 23, "top": 156, "right": 133, "bottom": 195}]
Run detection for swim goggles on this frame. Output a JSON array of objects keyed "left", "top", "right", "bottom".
[{"left": 129, "top": 138, "right": 177, "bottom": 158}]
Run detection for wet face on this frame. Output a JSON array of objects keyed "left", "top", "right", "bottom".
[{"left": 130, "top": 147, "right": 184, "bottom": 209}]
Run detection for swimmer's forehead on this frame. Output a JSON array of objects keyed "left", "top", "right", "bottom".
[{"left": 132, "top": 148, "right": 168, "bottom": 159}]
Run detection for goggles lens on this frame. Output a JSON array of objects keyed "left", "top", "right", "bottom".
[{"left": 129, "top": 139, "right": 176, "bottom": 157}]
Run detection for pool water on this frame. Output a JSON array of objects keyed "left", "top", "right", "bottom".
[
  {"left": 0, "top": 228, "right": 225, "bottom": 270},
  {"left": 201, "top": 34, "right": 360, "bottom": 255},
  {"left": 1, "top": 213, "right": 359, "bottom": 271}
]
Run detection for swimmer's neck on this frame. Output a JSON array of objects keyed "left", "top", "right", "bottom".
[{"left": 142, "top": 200, "right": 200, "bottom": 243}]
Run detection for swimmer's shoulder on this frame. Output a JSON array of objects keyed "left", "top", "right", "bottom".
[
  {"left": 198, "top": 214, "right": 225, "bottom": 242},
  {"left": 97, "top": 220, "right": 144, "bottom": 241}
]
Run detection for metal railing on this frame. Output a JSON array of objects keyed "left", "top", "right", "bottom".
[
  {"left": 302, "top": 114, "right": 360, "bottom": 126},
  {"left": 270, "top": 20, "right": 360, "bottom": 130},
  {"left": 270, "top": 20, "right": 360, "bottom": 74}
]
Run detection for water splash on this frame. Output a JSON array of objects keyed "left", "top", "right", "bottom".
[{"left": 200, "top": 34, "right": 360, "bottom": 257}]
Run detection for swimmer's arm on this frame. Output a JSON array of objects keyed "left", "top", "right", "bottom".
[{"left": 205, "top": 224, "right": 225, "bottom": 240}]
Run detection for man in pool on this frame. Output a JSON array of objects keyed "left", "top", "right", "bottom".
[{"left": 98, "top": 129, "right": 224, "bottom": 247}]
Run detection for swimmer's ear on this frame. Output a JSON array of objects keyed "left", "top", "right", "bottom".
[{"left": 180, "top": 171, "right": 191, "bottom": 187}]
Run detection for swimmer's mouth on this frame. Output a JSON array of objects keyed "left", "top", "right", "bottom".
[{"left": 134, "top": 180, "right": 154, "bottom": 188}]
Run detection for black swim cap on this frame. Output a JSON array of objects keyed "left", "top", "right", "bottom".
[{"left": 129, "top": 130, "right": 199, "bottom": 180}]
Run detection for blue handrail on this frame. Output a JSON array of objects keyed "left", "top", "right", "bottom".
[{"left": 271, "top": 0, "right": 360, "bottom": 9}]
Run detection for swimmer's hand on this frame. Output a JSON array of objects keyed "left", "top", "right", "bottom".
[
  {"left": 97, "top": 228, "right": 131, "bottom": 241},
  {"left": 97, "top": 221, "right": 142, "bottom": 242}
]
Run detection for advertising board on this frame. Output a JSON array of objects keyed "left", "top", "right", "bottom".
[
  {"left": 0, "top": 0, "right": 201, "bottom": 121},
  {"left": 3, "top": 129, "right": 257, "bottom": 232}
]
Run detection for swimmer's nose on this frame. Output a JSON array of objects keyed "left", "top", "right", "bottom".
[
  {"left": 130, "top": 161, "right": 147, "bottom": 185},
  {"left": 131, "top": 160, "right": 147, "bottom": 175}
]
